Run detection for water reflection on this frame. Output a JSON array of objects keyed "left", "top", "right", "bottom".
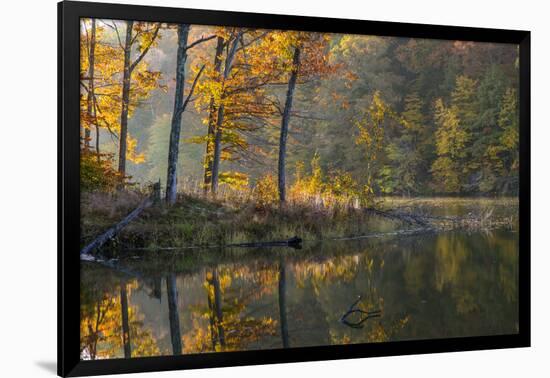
[
  {"left": 278, "top": 261, "right": 289, "bottom": 348},
  {"left": 120, "top": 284, "right": 131, "bottom": 358},
  {"left": 166, "top": 274, "right": 182, "bottom": 355},
  {"left": 80, "top": 229, "right": 519, "bottom": 359}
]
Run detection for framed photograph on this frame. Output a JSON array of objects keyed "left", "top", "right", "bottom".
[{"left": 58, "top": 0, "right": 530, "bottom": 376}]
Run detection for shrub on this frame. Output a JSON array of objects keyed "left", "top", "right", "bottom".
[
  {"left": 80, "top": 150, "right": 126, "bottom": 192},
  {"left": 254, "top": 174, "right": 278, "bottom": 209}
]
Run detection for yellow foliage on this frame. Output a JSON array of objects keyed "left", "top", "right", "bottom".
[
  {"left": 219, "top": 171, "right": 249, "bottom": 190},
  {"left": 126, "top": 135, "right": 146, "bottom": 164},
  {"left": 254, "top": 174, "right": 278, "bottom": 208}
]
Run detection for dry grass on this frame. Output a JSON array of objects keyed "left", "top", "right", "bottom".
[
  {"left": 80, "top": 187, "right": 397, "bottom": 252},
  {"left": 80, "top": 183, "right": 519, "bottom": 254}
]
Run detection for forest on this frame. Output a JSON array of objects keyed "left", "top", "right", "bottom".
[
  {"left": 79, "top": 18, "right": 519, "bottom": 252},
  {"left": 78, "top": 17, "right": 520, "bottom": 360}
]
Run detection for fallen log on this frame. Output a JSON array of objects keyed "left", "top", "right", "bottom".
[
  {"left": 226, "top": 236, "right": 302, "bottom": 249},
  {"left": 80, "top": 182, "right": 160, "bottom": 256},
  {"left": 124, "top": 236, "right": 303, "bottom": 252},
  {"left": 80, "top": 197, "right": 153, "bottom": 256}
]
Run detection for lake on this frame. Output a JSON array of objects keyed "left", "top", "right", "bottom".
[{"left": 80, "top": 227, "right": 518, "bottom": 359}]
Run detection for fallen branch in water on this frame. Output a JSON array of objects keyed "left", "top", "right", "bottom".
[
  {"left": 340, "top": 295, "right": 382, "bottom": 328},
  {"left": 365, "top": 206, "right": 513, "bottom": 231},
  {"left": 330, "top": 228, "right": 433, "bottom": 242},
  {"left": 365, "top": 207, "right": 429, "bottom": 227}
]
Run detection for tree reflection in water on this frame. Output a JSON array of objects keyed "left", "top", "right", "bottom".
[
  {"left": 80, "top": 229, "right": 519, "bottom": 359},
  {"left": 278, "top": 260, "right": 289, "bottom": 348},
  {"left": 166, "top": 273, "right": 182, "bottom": 355}
]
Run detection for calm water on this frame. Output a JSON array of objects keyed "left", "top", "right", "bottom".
[{"left": 80, "top": 228, "right": 519, "bottom": 360}]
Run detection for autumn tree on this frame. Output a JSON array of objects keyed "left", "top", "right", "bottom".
[
  {"left": 194, "top": 29, "right": 280, "bottom": 195},
  {"left": 354, "top": 91, "right": 393, "bottom": 199},
  {"left": 202, "top": 36, "right": 225, "bottom": 192},
  {"left": 115, "top": 21, "right": 161, "bottom": 176},
  {"left": 165, "top": 24, "right": 212, "bottom": 204},
  {"left": 80, "top": 19, "right": 122, "bottom": 148},
  {"left": 431, "top": 98, "right": 469, "bottom": 193},
  {"left": 80, "top": 20, "right": 129, "bottom": 189},
  {"left": 83, "top": 19, "right": 96, "bottom": 150},
  {"left": 275, "top": 32, "right": 334, "bottom": 202},
  {"left": 209, "top": 29, "right": 243, "bottom": 194}
]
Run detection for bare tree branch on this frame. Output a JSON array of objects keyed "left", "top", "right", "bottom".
[
  {"left": 176, "top": 64, "right": 206, "bottom": 118},
  {"left": 185, "top": 34, "right": 217, "bottom": 51},
  {"left": 129, "top": 23, "right": 161, "bottom": 72},
  {"left": 102, "top": 21, "right": 125, "bottom": 50}
]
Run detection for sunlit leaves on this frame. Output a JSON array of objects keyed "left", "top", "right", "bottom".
[
  {"left": 80, "top": 19, "right": 164, "bottom": 169},
  {"left": 433, "top": 98, "right": 469, "bottom": 159}
]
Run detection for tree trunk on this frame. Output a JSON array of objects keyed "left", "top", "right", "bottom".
[
  {"left": 203, "top": 37, "right": 225, "bottom": 193},
  {"left": 117, "top": 20, "right": 134, "bottom": 176},
  {"left": 95, "top": 116, "right": 100, "bottom": 162},
  {"left": 210, "top": 104, "right": 225, "bottom": 194},
  {"left": 210, "top": 33, "right": 241, "bottom": 195},
  {"left": 278, "top": 47, "right": 301, "bottom": 203},
  {"left": 165, "top": 25, "right": 190, "bottom": 205},
  {"left": 278, "top": 261, "right": 289, "bottom": 348},
  {"left": 85, "top": 19, "right": 96, "bottom": 150},
  {"left": 120, "top": 284, "right": 132, "bottom": 358},
  {"left": 166, "top": 274, "right": 183, "bottom": 355}
]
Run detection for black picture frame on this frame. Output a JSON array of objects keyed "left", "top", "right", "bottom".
[{"left": 58, "top": 1, "right": 531, "bottom": 376}]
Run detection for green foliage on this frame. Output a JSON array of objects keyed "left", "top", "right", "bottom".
[
  {"left": 430, "top": 97, "right": 470, "bottom": 193},
  {"left": 324, "top": 170, "right": 359, "bottom": 202},
  {"left": 431, "top": 156, "right": 461, "bottom": 193},
  {"left": 354, "top": 91, "right": 391, "bottom": 194},
  {"left": 451, "top": 76, "right": 478, "bottom": 130},
  {"left": 401, "top": 92, "right": 426, "bottom": 132},
  {"left": 499, "top": 88, "right": 519, "bottom": 151},
  {"left": 381, "top": 92, "right": 427, "bottom": 195},
  {"left": 288, "top": 153, "right": 377, "bottom": 207}
]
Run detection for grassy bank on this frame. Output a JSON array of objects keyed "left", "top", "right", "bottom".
[
  {"left": 80, "top": 190, "right": 518, "bottom": 254},
  {"left": 80, "top": 190, "right": 397, "bottom": 252}
]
